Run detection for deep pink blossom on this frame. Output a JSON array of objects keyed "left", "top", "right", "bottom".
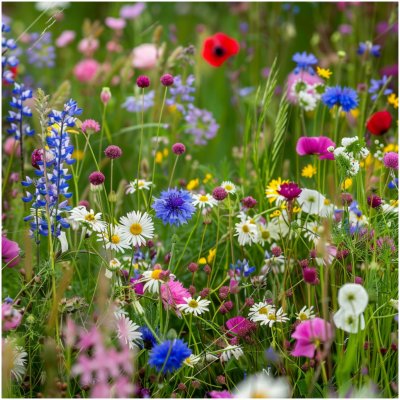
[
  {"left": 296, "top": 136, "right": 335, "bottom": 160},
  {"left": 209, "top": 390, "right": 233, "bottom": 398},
  {"left": 2, "top": 236, "right": 20, "bottom": 267},
  {"left": 291, "top": 318, "right": 333, "bottom": 358},
  {"left": 160, "top": 280, "right": 190, "bottom": 310},
  {"left": 226, "top": 316, "right": 256, "bottom": 337}
]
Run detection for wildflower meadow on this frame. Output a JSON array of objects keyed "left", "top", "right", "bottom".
[{"left": 1, "top": 1, "right": 399, "bottom": 398}]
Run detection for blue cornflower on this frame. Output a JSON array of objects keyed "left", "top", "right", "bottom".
[
  {"left": 357, "top": 42, "right": 381, "bottom": 57},
  {"left": 369, "top": 75, "right": 393, "bottom": 100},
  {"left": 321, "top": 85, "right": 358, "bottom": 112},
  {"left": 22, "top": 99, "right": 82, "bottom": 238},
  {"left": 2, "top": 22, "right": 19, "bottom": 84},
  {"left": 292, "top": 51, "right": 318, "bottom": 74},
  {"left": 184, "top": 104, "right": 219, "bottom": 145},
  {"left": 140, "top": 326, "right": 157, "bottom": 349},
  {"left": 166, "top": 74, "right": 195, "bottom": 113},
  {"left": 388, "top": 178, "right": 398, "bottom": 189},
  {"left": 149, "top": 339, "right": 191, "bottom": 373},
  {"left": 26, "top": 32, "right": 56, "bottom": 68},
  {"left": 152, "top": 188, "right": 195, "bottom": 226},
  {"left": 7, "top": 82, "right": 35, "bottom": 140},
  {"left": 122, "top": 90, "right": 155, "bottom": 112},
  {"left": 349, "top": 201, "right": 362, "bottom": 217},
  {"left": 230, "top": 259, "right": 256, "bottom": 277}
]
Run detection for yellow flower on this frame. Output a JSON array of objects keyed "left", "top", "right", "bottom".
[
  {"left": 265, "top": 178, "right": 289, "bottom": 204},
  {"left": 186, "top": 178, "right": 199, "bottom": 191},
  {"left": 270, "top": 210, "right": 281, "bottom": 218},
  {"left": 198, "top": 257, "right": 207, "bottom": 265},
  {"left": 163, "top": 148, "right": 169, "bottom": 157},
  {"left": 203, "top": 173, "right": 213, "bottom": 184},
  {"left": 155, "top": 151, "right": 163, "bottom": 164},
  {"left": 293, "top": 206, "right": 301, "bottom": 213},
  {"left": 301, "top": 164, "right": 317, "bottom": 178},
  {"left": 388, "top": 93, "right": 399, "bottom": 109},
  {"left": 207, "top": 248, "right": 216, "bottom": 264},
  {"left": 316, "top": 66, "right": 332, "bottom": 80},
  {"left": 360, "top": 154, "right": 381, "bottom": 169},
  {"left": 390, "top": 199, "right": 399, "bottom": 207},
  {"left": 340, "top": 108, "right": 359, "bottom": 118},
  {"left": 384, "top": 143, "right": 399, "bottom": 153},
  {"left": 72, "top": 149, "right": 84, "bottom": 161},
  {"left": 341, "top": 178, "right": 353, "bottom": 190}
]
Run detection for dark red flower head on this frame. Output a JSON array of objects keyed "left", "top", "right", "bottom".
[
  {"left": 366, "top": 110, "right": 392, "bottom": 135},
  {"left": 277, "top": 182, "right": 302, "bottom": 201},
  {"left": 202, "top": 33, "right": 239, "bottom": 67}
]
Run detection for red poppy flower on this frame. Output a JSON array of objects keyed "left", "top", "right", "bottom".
[
  {"left": 202, "top": 33, "right": 239, "bottom": 67},
  {"left": 2, "top": 66, "right": 18, "bottom": 86},
  {"left": 366, "top": 110, "right": 392, "bottom": 135}
]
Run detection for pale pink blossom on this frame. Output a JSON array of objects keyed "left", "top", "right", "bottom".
[
  {"left": 74, "top": 59, "right": 99, "bottom": 83},
  {"left": 132, "top": 43, "right": 161, "bottom": 70}
]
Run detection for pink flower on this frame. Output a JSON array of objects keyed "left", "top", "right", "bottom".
[
  {"left": 286, "top": 71, "right": 323, "bottom": 103},
  {"left": 296, "top": 136, "right": 335, "bottom": 160},
  {"left": 120, "top": 3, "right": 145, "bottom": 19},
  {"left": 81, "top": 119, "right": 101, "bottom": 134},
  {"left": 291, "top": 318, "right": 333, "bottom": 358},
  {"left": 2, "top": 303, "right": 22, "bottom": 331},
  {"left": 56, "top": 30, "right": 76, "bottom": 47},
  {"left": 3, "top": 137, "right": 20, "bottom": 156},
  {"left": 226, "top": 316, "right": 256, "bottom": 337},
  {"left": 78, "top": 38, "right": 99, "bottom": 57},
  {"left": 160, "top": 280, "right": 190, "bottom": 310},
  {"left": 132, "top": 44, "right": 161, "bottom": 70},
  {"left": 74, "top": 59, "right": 99, "bottom": 83},
  {"left": 2, "top": 236, "right": 20, "bottom": 267},
  {"left": 105, "top": 17, "right": 126, "bottom": 31},
  {"left": 209, "top": 390, "right": 233, "bottom": 398},
  {"left": 130, "top": 277, "right": 144, "bottom": 296}
]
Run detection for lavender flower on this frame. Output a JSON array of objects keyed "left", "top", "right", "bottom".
[
  {"left": 122, "top": 91, "right": 154, "bottom": 112},
  {"left": 357, "top": 42, "right": 381, "bottom": 57},
  {"left": 184, "top": 104, "right": 219, "bottom": 145},
  {"left": 292, "top": 52, "right": 318, "bottom": 75},
  {"left": 166, "top": 74, "right": 195, "bottom": 113},
  {"left": 2, "top": 23, "right": 19, "bottom": 84},
  {"left": 22, "top": 99, "right": 82, "bottom": 238},
  {"left": 369, "top": 75, "right": 393, "bottom": 100},
  {"left": 26, "top": 32, "right": 56, "bottom": 68}
]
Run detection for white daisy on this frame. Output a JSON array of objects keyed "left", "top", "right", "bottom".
[
  {"left": 119, "top": 211, "right": 154, "bottom": 247},
  {"left": 126, "top": 179, "right": 152, "bottom": 194},
  {"left": 97, "top": 224, "right": 131, "bottom": 253},
  {"left": 183, "top": 354, "right": 201, "bottom": 368},
  {"left": 115, "top": 314, "right": 142, "bottom": 349},
  {"left": 221, "top": 180, "right": 237, "bottom": 194},
  {"left": 298, "top": 189, "right": 326, "bottom": 215},
  {"left": 105, "top": 258, "right": 121, "bottom": 279},
  {"left": 177, "top": 296, "right": 211, "bottom": 316},
  {"left": 235, "top": 217, "right": 258, "bottom": 246},
  {"left": 192, "top": 193, "right": 218, "bottom": 209},
  {"left": 256, "top": 221, "right": 280, "bottom": 245},
  {"left": 262, "top": 307, "right": 289, "bottom": 327},
  {"left": 220, "top": 345, "right": 244, "bottom": 362},
  {"left": 304, "top": 221, "right": 323, "bottom": 241},
  {"left": 3, "top": 339, "right": 27, "bottom": 382},
  {"left": 248, "top": 302, "right": 275, "bottom": 324},
  {"left": 69, "top": 206, "right": 106, "bottom": 232},
  {"left": 141, "top": 268, "right": 171, "bottom": 294},
  {"left": 296, "top": 306, "right": 316, "bottom": 321},
  {"left": 337, "top": 283, "right": 369, "bottom": 314},
  {"left": 234, "top": 373, "right": 291, "bottom": 398}
]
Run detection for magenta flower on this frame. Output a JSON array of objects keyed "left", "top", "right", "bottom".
[
  {"left": 296, "top": 136, "right": 335, "bottom": 160},
  {"left": 209, "top": 390, "right": 233, "bottom": 398},
  {"left": 226, "top": 316, "right": 256, "bottom": 337},
  {"left": 277, "top": 182, "right": 302, "bottom": 201},
  {"left": 2, "top": 303, "right": 22, "bottom": 331},
  {"left": 2, "top": 236, "right": 20, "bottom": 267},
  {"left": 291, "top": 318, "right": 333, "bottom": 358},
  {"left": 161, "top": 280, "right": 190, "bottom": 312}
]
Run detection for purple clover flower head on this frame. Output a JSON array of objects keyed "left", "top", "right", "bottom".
[
  {"left": 7, "top": 82, "right": 35, "bottom": 140},
  {"left": 160, "top": 73, "right": 174, "bottom": 87},
  {"left": 322, "top": 85, "right": 358, "bottom": 112},
  {"left": 357, "top": 42, "right": 381, "bottom": 57},
  {"left": 383, "top": 152, "right": 398, "bottom": 169},
  {"left": 149, "top": 339, "right": 191, "bottom": 373},
  {"left": 184, "top": 104, "right": 219, "bottom": 145},
  {"left": 2, "top": 22, "right": 19, "bottom": 84},
  {"left": 104, "top": 145, "right": 122, "bottom": 159},
  {"left": 292, "top": 51, "right": 318, "bottom": 75},
  {"left": 152, "top": 188, "right": 195, "bottom": 226},
  {"left": 122, "top": 91, "right": 154, "bottom": 113},
  {"left": 26, "top": 32, "right": 56, "bottom": 68},
  {"left": 369, "top": 75, "right": 393, "bottom": 100},
  {"left": 136, "top": 75, "right": 150, "bottom": 88},
  {"left": 166, "top": 74, "right": 195, "bottom": 113}
]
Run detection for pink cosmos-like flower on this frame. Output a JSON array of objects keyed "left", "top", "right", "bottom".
[
  {"left": 105, "top": 17, "right": 126, "bottom": 31},
  {"left": 2, "top": 236, "right": 21, "bottom": 267},
  {"left": 291, "top": 318, "right": 333, "bottom": 358},
  {"left": 286, "top": 71, "right": 323, "bottom": 103},
  {"left": 3, "top": 137, "right": 20, "bottom": 156},
  {"left": 73, "top": 59, "right": 99, "bottom": 83},
  {"left": 2, "top": 303, "right": 22, "bottom": 331},
  {"left": 120, "top": 3, "right": 145, "bottom": 19},
  {"left": 132, "top": 44, "right": 161, "bottom": 70},
  {"left": 160, "top": 280, "right": 190, "bottom": 311},
  {"left": 296, "top": 136, "right": 335, "bottom": 160},
  {"left": 226, "top": 316, "right": 256, "bottom": 337},
  {"left": 56, "top": 30, "right": 76, "bottom": 47},
  {"left": 78, "top": 38, "right": 99, "bottom": 57}
]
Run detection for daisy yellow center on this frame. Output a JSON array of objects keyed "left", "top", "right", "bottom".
[
  {"left": 138, "top": 181, "right": 144, "bottom": 187},
  {"left": 250, "top": 391, "right": 269, "bottom": 399},
  {"left": 85, "top": 213, "right": 95, "bottom": 221},
  {"left": 188, "top": 299, "right": 199, "bottom": 308},
  {"left": 347, "top": 294, "right": 355, "bottom": 301},
  {"left": 110, "top": 235, "right": 120, "bottom": 244},
  {"left": 261, "top": 230, "right": 270, "bottom": 239},
  {"left": 151, "top": 269, "right": 162, "bottom": 279},
  {"left": 225, "top": 184, "right": 233, "bottom": 191},
  {"left": 258, "top": 306, "right": 268, "bottom": 315},
  {"left": 299, "top": 312, "right": 308, "bottom": 321},
  {"left": 242, "top": 224, "right": 250, "bottom": 233},
  {"left": 130, "top": 223, "right": 143, "bottom": 235},
  {"left": 268, "top": 313, "right": 276, "bottom": 321},
  {"left": 324, "top": 199, "right": 330, "bottom": 205},
  {"left": 199, "top": 195, "right": 208, "bottom": 202}
]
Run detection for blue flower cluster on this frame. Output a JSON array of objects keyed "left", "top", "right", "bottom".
[
  {"left": 357, "top": 42, "right": 381, "bottom": 58},
  {"left": 149, "top": 339, "right": 191, "bottom": 373},
  {"left": 369, "top": 75, "right": 392, "bottom": 101},
  {"left": 152, "top": 188, "right": 195, "bottom": 226},
  {"left": 321, "top": 86, "right": 359, "bottom": 112},
  {"left": 26, "top": 32, "right": 56, "bottom": 68},
  {"left": 230, "top": 259, "right": 256, "bottom": 277},
  {"left": 184, "top": 104, "right": 219, "bottom": 145},
  {"left": 7, "top": 83, "right": 35, "bottom": 140},
  {"left": 22, "top": 99, "right": 82, "bottom": 238},
  {"left": 122, "top": 90, "right": 155, "bottom": 113},
  {"left": 2, "top": 23, "right": 19, "bottom": 84},
  {"left": 166, "top": 74, "right": 195, "bottom": 113},
  {"left": 292, "top": 51, "right": 318, "bottom": 75}
]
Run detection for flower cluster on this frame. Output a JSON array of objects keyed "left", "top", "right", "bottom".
[{"left": 2, "top": 23, "right": 19, "bottom": 84}]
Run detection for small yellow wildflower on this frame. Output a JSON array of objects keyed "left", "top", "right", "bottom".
[
  {"left": 198, "top": 257, "right": 207, "bottom": 265},
  {"left": 186, "top": 178, "right": 199, "bottom": 191},
  {"left": 270, "top": 210, "right": 282, "bottom": 218},
  {"left": 72, "top": 149, "right": 84, "bottom": 161},
  {"left": 384, "top": 143, "right": 399, "bottom": 153},
  {"left": 163, "top": 148, "right": 169, "bottom": 157},
  {"left": 341, "top": 178, "right": 353, "bottom": 190},
  {"left": 203, "top": 173, "right": 213, "bottom": 184},
  {"left": 316, "top": 66, "right": 332, "bottom": 80},
  {"left": 388, "top": 93, "right": 399, "bottom": 109},
  {"left": 301, "top": 164, "right": 317, "bottom": 178},
  {"left": 155, "top": 151, "right": 163, "bottom": 164},
  {"left": 390, "top": 199, "right": 399, "bottom": 207},
  {"left": 293, "top": 206, "right": 301, "bottom": 213},
  {"left": 207, "top": 248, "right": 216, "bottom": 264}
]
